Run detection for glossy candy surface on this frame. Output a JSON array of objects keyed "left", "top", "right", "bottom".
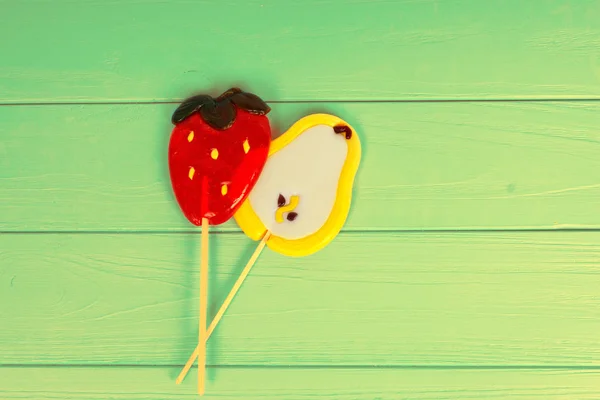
[
  {"left": 234, "top": 114, "right": 361, "bottom": 256},
  {"left": 168, "top": 89, "right": 271, "bottom": 226}
]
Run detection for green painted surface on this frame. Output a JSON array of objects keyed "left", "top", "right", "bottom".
[
  {"left": 3, "top": 102, "right": 600, "bottom": 232},
  {"left": 1, "top": 0, "right": 600, "bottom": 398},
  {"left": 1, "top": 0, "right": 600, "bottom": 103},
  {"left": 2, "top": 232, "right": 600, "bottom": 366},
  {"left": 2, "top": 368, "right": 600, "bottom": 399}
]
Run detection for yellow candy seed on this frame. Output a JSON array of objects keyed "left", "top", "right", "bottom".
[
  {"left": 211, "top": 148, "right": 219, "bottom": 159},
  {"left": 188, "top": 167, "right": 195, "bottom": 180},
  {"left": 243, "top": 139, "right": 250, "bottom": 154},
  {"left": 221, "top": 184, "right": 228, "bottom": 196},
  {"left": 275, "top": 195, "right": 300, "bottom": 223},
  {"left": 187, "top": 131, "right": 194, "bottom": 142}
]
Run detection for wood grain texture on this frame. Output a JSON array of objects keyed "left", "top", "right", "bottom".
[
  {"left": 2, "top": 367, "right": 600, "bottom": 399},
  {"left": 2, "top": 0, "right": 600, "bottom": 103},
  {"left": 3, "top": 102, "right": 600, "bottom": 232},
  {"left": 2, "top": 232, "right": 600, "bottom": 366},
  {"left": 4, "top": 1, "right": 600, "bottom": 398}
]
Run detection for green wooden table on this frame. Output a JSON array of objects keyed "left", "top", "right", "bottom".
[{"left": 2, "top": 1, "right": 600, "bottom": 398}]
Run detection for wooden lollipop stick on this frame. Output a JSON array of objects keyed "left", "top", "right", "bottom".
[
  {"left": 198, "top": 217, "right": 209, "bottom": 395},
  {"left": 176, "top": 231, "right": 271, "bottom": 385}
]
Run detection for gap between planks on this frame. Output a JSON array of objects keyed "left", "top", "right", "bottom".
[
  {"left": 3, "top": 227, "right": 600, "bottom": 235},
  {"left": 3, "top": 364, "right": 600, "bottom": 370},
  {"left": 3, "top": 98, "right": 600, "bottom": 107}
]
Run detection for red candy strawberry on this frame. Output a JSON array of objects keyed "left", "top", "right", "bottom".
[{"left": 168, "top": 88, "right": 271, "bottom": 226}]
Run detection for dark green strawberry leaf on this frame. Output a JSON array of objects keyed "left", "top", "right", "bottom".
[
  {"left": 200, "top": 98, "right": 236, "bottom": 130},
  {"left": 171, "top": 95, "right": 214, "bottom": 124},
  {"left": 216, "top": 87, "right": 243, "bottom": 101},
  {"left": 171, "top": 88, "right": 269, "bottom": 129},
  {"left": 230, "top": 91, "right": 271, "bottom": 115}
]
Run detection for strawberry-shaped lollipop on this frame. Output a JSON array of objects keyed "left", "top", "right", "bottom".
[
  {"left": 168, "top": 88, "right": 271, "bottom": 395},
  {"left": 169, "top": 88, "right": 272, "bottom": 225}
]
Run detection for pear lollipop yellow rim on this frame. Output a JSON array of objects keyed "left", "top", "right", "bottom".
[{"left": 234, "top": 113, "right": 361, "bottom": 257}]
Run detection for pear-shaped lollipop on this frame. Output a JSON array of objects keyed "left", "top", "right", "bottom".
[
  {"left": 236, "top": 113, "right": 361, "bottom": 256},
  {"left": 176, "top": 113, "right": 361, "bottom": 383}
]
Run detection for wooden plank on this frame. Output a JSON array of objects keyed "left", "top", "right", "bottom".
[
  {"left": 3, "top": 102, "right": 600, "bottom": 232},
  {"left": 1, "top": 0, "right": 599, "bottom": 103},
  {"left": 2, "top": 232, "right": 600, "bottom": 366},
  {"left": 2, "top": 367, "right": 600, "bottom": 399}
]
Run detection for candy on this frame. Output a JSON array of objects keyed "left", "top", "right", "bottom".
[
  {"left": 168, "top": 88, "right": 272, "bottom": 226},
  {"left": 235, "top": 113, "right": 361, "bottom": 256},
  {"left": 168, "top": 88, "right": 272, "bottom": 395},
  {"left": 174, "top": 113, "right": 361, "bottom": 385}
]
